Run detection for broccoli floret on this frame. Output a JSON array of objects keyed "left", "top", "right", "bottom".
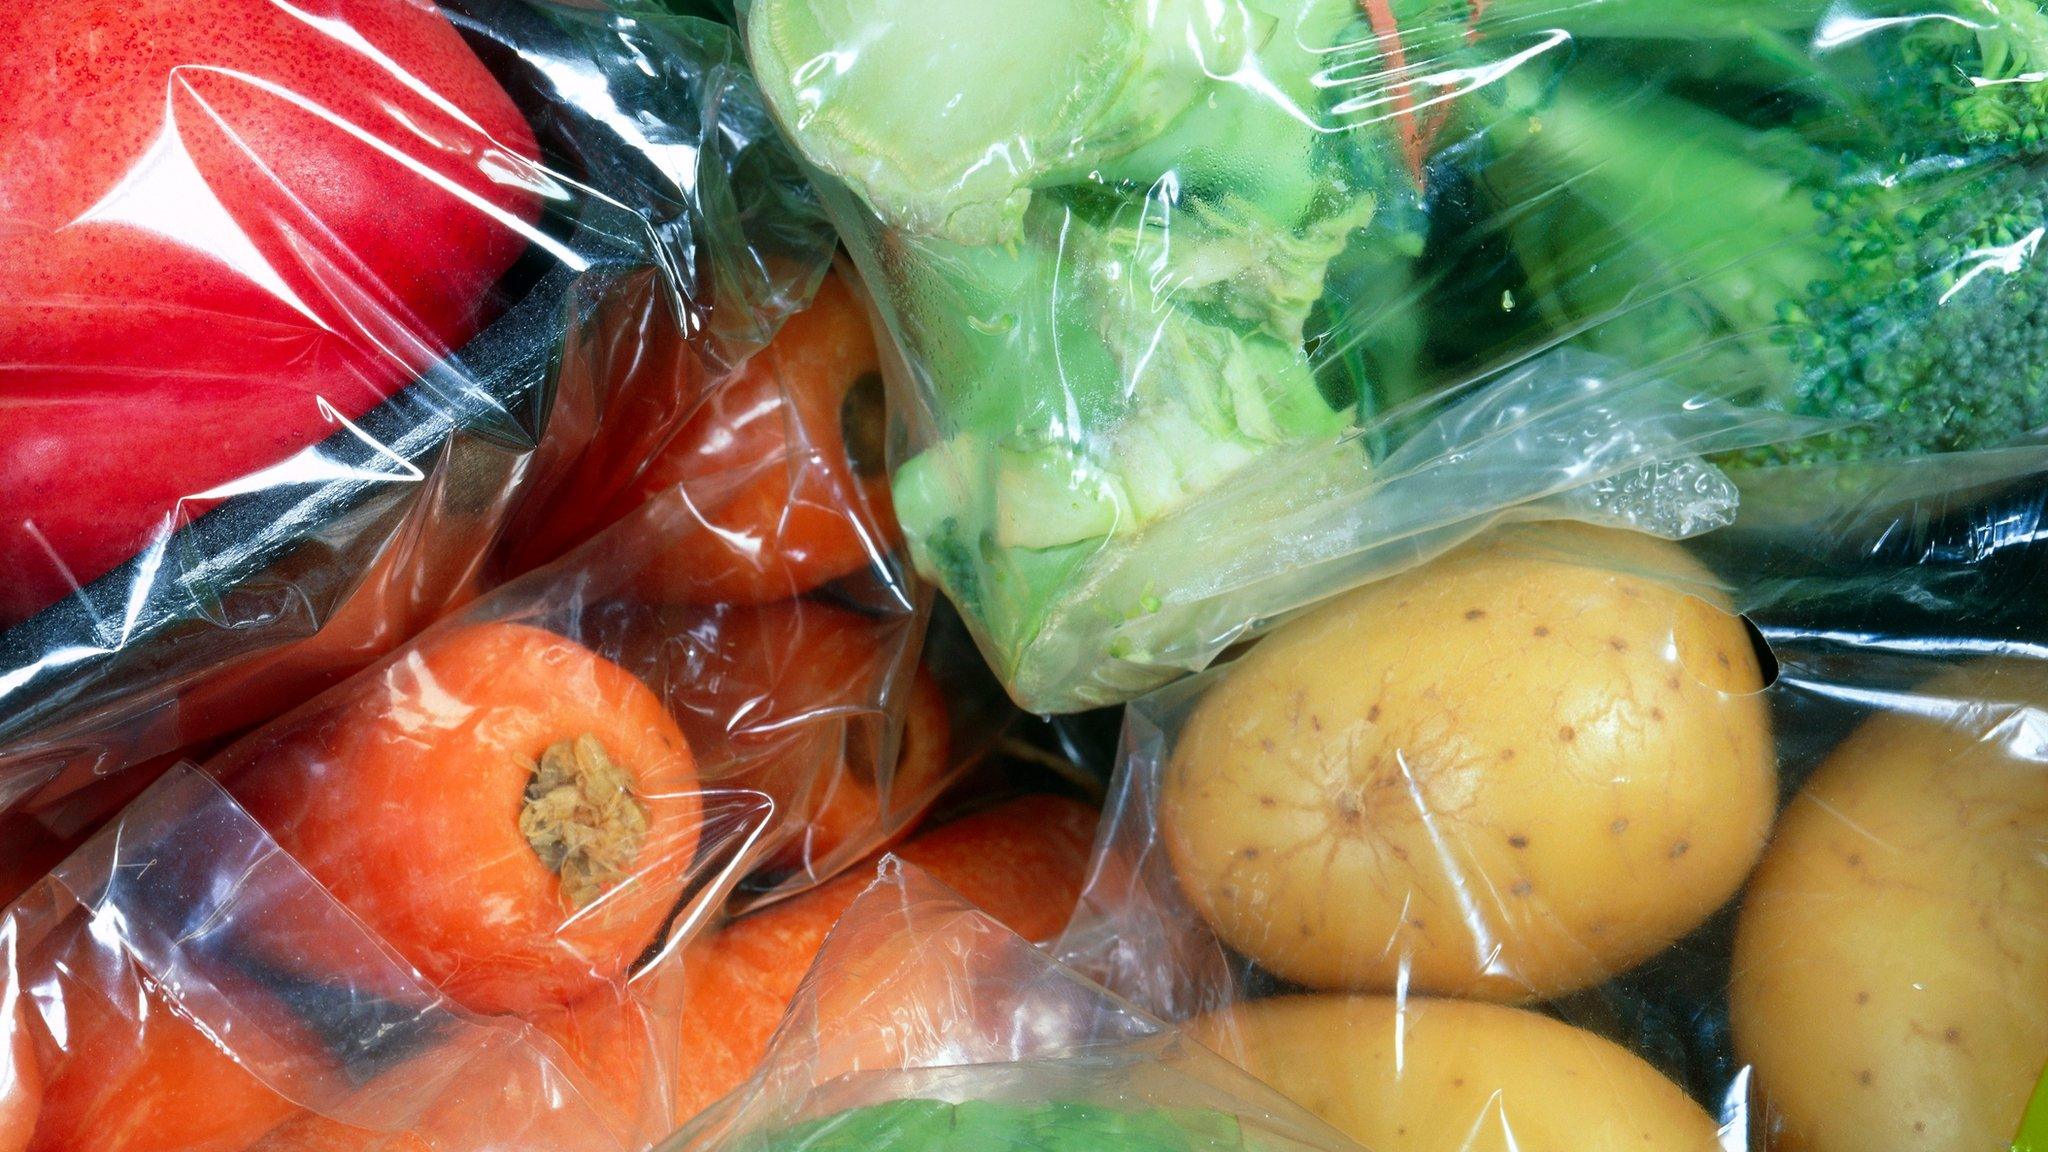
[
  {"left": 1775, "top": 163, "right": 2048, "bottom": 462},
  {"left": 1467, "top": 0, "right": 2048, "bottom": 464}
]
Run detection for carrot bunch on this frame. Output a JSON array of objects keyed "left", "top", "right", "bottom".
[{"left": 0, "top": 269, "right": 1017, "bottom": 1152}]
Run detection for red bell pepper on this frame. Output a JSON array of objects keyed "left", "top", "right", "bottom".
[{"left": 0, "top": 0, "right": 542, "bottom": 625}]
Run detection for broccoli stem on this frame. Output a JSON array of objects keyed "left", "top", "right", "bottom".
[{"left": 1479, "top": 69, "right": 1835, "bottom": 339}]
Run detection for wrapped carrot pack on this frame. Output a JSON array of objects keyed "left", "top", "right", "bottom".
[
  {"left": 662, "top": 862, "right": 1364, "bottom": 1152},
  {"left": 1058, "top": 480, "right": 2048, "bottom": 1152},
  {"left": 0, "top": 414, "right": 999, "bottom": 1151},
  {"left": 0, "top": 0, "right": 834, "bottom": 815}
]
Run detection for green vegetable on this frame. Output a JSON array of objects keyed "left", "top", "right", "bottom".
[
  {"left": 734, "top": 1099, "right": 1257, "bottom": 1152},
  {"left": 1467, "top": 0, "right": 2048, "bottom": 464},
  {"left": 2018, "top": 1062, "right": 2048, "bottom": 1152},
  {"left": 749, "top": 0, "right": 1433, "bottom": 681}
]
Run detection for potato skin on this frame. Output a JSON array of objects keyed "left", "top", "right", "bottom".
[
  {"left": 1193, "top": 995, "right": 1723, "bottom": 1152},
  {"left": 1161, "top": 525, "right": 1775, "bottom": 999},
  {"left": 1730, "top": 661, "right": 2048, "bottom": 1152}
]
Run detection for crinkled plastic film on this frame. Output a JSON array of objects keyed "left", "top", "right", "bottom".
[
  {"left": 0, "top": 0, "right": 837, "bottom": 813},
  {"left": 0, "top": 764, "right": 762, "bottom": 1152},
  {"left": 1057, "top": 480, "right": 2048, "bottom": 1152},
  {"left": 0, "top": 458, "right": 972, "bottom": 1150},
  {"left": 736, "top": 0, "right": 2048, "bottom": 711},
  {"left": 662, "top": 862, "right": 1367, "bottom": 1152}
]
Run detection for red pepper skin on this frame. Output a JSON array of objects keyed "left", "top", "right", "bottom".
[{"left": 0, "top": 0, "right": 542, "bottom": 625}]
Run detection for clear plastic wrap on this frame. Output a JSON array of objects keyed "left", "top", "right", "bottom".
[
  {"left": 1057, "top": 483, "right": 2048, "bottom": 1152},
  {"left": 736, "top": 0, "right": 2048, "bottom": 711},
  {"left": 663, "top": 861, "right": 1366, "bottom": 1152},
  {"left": 0, "top": 464, "right": 1019, "bottom": 1150},
  {"left": 0, "top": 0, "right": 836, "bottom": 811}
]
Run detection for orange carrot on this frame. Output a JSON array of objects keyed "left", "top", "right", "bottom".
[
  {"left": 632, "top": 272, "right": 900, "bottom": 606},
  {"left": 25, "top": 922, "right": 314, "bottom": 1152},
  {"left": 247, "top": 1114, "right": 432, "bottom": 1152},
  {"left": 1, "top": 990, "right": 38, "bottom": 1152},
  {"left": 667, "top": 599, "right": 949, "bottom": 876},
  {"left": 670, "top": 795, "right": 1098, "bottom": 1117},
  {"left": 226, "top": 621, "right": 703, "bottom": 1017}
]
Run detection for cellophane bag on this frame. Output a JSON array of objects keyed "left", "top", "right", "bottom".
[
  {"left": 0, "top": 418, "right": 964, "bottom": 1151},
  {"left": 0, "top": 0, "right": 835, "bottom": 813},
  {"left": 734, "top": 0, "right": 2048, "bottom": 711},
  {"left": 1056, "top": 480, "right": 2048, "bottom": 1152},
  {"left": 661, "top": 861, "right": 1367, "bottom": 1152}
]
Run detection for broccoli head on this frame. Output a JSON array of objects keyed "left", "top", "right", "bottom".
[{"left": 1466, "top": 0, "right": 2048, "bottom": 464}]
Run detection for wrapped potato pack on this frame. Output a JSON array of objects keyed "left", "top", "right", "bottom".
[{"left": 1059, "top": 490, "right": 2048, "bottom": 1152}]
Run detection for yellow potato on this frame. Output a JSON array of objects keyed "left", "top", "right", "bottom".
[
  {"left": 1730, "top": 661, "right": 2048, "bottom": 1152},
  {"left": 1193, "top": 995, "right": 1724, "bottom": 1152},
  {"left": 1161, "top": 524, "right": 1775, "bottom": 999}
]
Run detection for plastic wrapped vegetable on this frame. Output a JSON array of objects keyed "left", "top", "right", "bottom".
[
  {"left": 1058, "top": 479, "right": 2048, "bottom": 1152},
  {"left": 662, "top": 862, "right": 1367, "bottom": 1152},
  {"left": 0, "top": 0, "right": 833, "bottom": 811},
  {"left": 1467, "top": 0, "right": 2048, "bottom": 468},
  {"left": 740, "top": 0, "right": 2048, "bottom": 711},
  {"left": 0, "top": 406, "right": 948, "bottom": 1150}
]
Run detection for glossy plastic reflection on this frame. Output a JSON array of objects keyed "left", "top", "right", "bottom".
[
  {"left": 0, "top": 0, "right": 833, "bottom": 815},
  {"left": 739, "top": 0, "right": 2048, "bottom": 711},
  {"left": 1058, "top": 484, "right": 2048, "bottom": 1152},
  {"left": 663, "top": 864, "right": 1364, "bottom": 1152}
]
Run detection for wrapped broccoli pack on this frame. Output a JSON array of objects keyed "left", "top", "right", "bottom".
[
  {"left": 739, "top": 0, "right": 2048, "bottom": 710},
  {"left": 664, "top": 861, "right": 1365, "bottom": 1152},
  {"left": 0, "top": 0, "right": 834, "bottom": 813},
  {"left": 1057, "top": 482, "right": 2048, "bottom": 1152}
]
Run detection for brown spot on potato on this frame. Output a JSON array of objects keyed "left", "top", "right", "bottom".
[
  {"left": 1500, "top": 748, "right": 1517, "bottom": 762},
  {"left": 1669, "top": 839, "right": 1690, "bottom": 860},
  {"left": 1649, "top": 707, "right": 1665, "bottom": 721},
  {"left": 1914, "top": 1122, "right": 1926, "bottom": 1134},
  {"left": 1508, "top": 834, "right": 1529, "bottom": 849},
  {"left": 1258, "top": 795, "right": 1277, "bottom": 808},
  {"left": 1336, "top": 795, "right": 1364, "bottom": 829},
  {"left": 1533, "top": 625, "right": 1550, "bottom": 637},
  {"left": 1609, "top": 637, "right": 1628, "bottom": 651},
  {"left": 1367, "top": 704, "right": 1381, "bottom": 722},
  {"left": 1611, "top": 818, "right": 1629, "bottom": 834},
  {"left": 1465, "top": 608, "right": 1487, "bottom": 621},
  {"left": 1559, "top": 725, "right": 1577, "bottom": 742},
  {"left": 1666, "top": 675, "right": 1682, "bottom": 691},
  {"left": 1716, "top": 650, "right": 1732, "bottom": 668},
  {"left": 1241, "top": 847, "right": 1260, "bottom": 860},
  {"left": 1944, "top": 1027, "right": 1962, "bottom": 1044},
  {"left": 1260, "top": 738, "right": 1275, "bottom": 753},
  {"left": 1452, "top": 1078, "right": 1465, "bottom": 1088},
  {"left": 1858, "top": 1070, "right": 1873, "bottom": 1087},
  {"left": 1310, "top": 715, "right": 1322, "bottom": 731},
  {"left": 1510, "top": 880, "right": 1533, "bottom": 897},
  {"left": 1856, "top": 991, "right": 1869, "bottom": 1005},
  {"left": 1408, "top": 917, "right": 1427, "bottom": 930}
]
